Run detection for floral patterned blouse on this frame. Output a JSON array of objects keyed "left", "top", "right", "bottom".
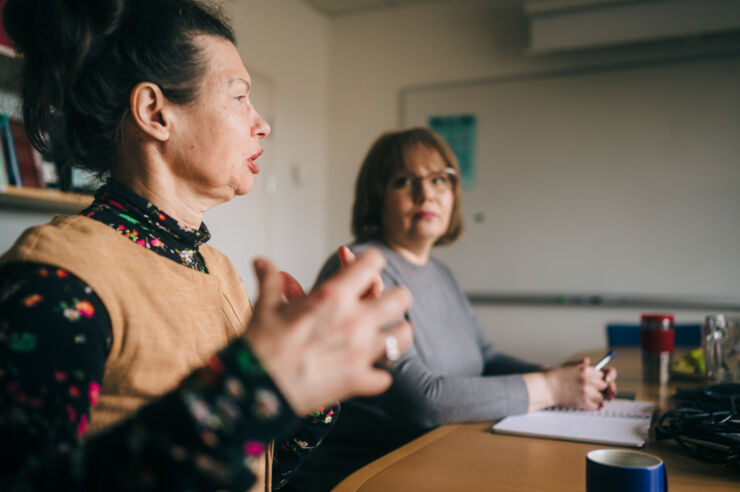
[{"left": 0, "top": 181, "right": 337, "bottom": 491}]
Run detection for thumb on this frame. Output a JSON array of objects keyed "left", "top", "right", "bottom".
[
  {"left": 280, "top": 271, "right": 306, "bottom": 301},
  {"left": 338, "top": 245, "right": 356, "bottom": 268},
  {"left": 253, "top": 258, "right": 283, "bottom": 313}
]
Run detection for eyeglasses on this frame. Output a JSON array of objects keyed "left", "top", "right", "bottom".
[{"left": 388, "top": 168, "right": 457, "bottom": 194}]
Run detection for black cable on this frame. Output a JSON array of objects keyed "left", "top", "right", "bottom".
[{"left": 655, "top": 383, "right": 740, "bottom": 471}]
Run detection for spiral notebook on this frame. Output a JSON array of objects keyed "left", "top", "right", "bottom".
[{"left": 491, "top": 400, "right": 655, "bottom": 448}]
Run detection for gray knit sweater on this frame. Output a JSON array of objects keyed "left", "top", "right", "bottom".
[{"left": 284, "top": 240, "right": 541, "bottom": 491}]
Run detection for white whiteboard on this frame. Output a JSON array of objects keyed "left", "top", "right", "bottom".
[{"left": 403, "top": 56, "right": 740, "bottom": 301}]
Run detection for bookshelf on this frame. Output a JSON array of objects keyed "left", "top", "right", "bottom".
[
  {"left": 0, "top": 49, "right": 93, "bottom": 212},
  {"left": 0, "top": 185, "right": 92, "bottom": 212}
]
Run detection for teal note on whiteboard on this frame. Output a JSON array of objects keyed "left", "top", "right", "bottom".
[{"left": 428, "top": 114, "right": 476, "bottom": 189}]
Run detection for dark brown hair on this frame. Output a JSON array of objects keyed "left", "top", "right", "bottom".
[
  {"left": 352, "top": 127, "right": 463, "bottom": 246},
  {"left": 4, "top": 0, "right": 234, "bottom": 173}
]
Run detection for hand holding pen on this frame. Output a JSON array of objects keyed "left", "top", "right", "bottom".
[
  {"left": 594, "top": 350, "right": 618, "bottom": 403},
  {"left": 536, "top": 353, "right": 619, "bottom": 411}
]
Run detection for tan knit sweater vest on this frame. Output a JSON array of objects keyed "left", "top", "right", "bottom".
[{"left": 0, "top": 214, "right": 272, "bottom": 491}]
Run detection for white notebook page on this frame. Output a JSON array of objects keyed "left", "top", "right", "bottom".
[{"left": 491, "top": 400, "right": 655, "bottom": 448}]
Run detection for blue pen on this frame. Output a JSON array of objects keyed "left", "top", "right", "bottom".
[{"left": 594, "top": 350, "right": 615, "bottom": 371}]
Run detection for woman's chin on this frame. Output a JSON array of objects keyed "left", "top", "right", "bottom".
[
  {"left": 407, "top": 229, "right": 445, "bottom": 245},
  {"left": 415, "top": 223, "right": 446, "bottom": 238},
  {"left": 232, "top": 177, "right": 255, "bottom": 197}
]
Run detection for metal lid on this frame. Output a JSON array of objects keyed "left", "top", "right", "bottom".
[
  {"left": 641, "top": 313, "right": 674, "bottom": 322},
  {"left": 705, "top": 314, "right": 726, "bottom": 328}
]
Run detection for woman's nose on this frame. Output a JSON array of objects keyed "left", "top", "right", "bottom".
[
  {"left": 412, "top": 179, "right": 433, "bottom": 202},
  {"left": 253, "top": 111, "right": 271, "bottom": 138}
]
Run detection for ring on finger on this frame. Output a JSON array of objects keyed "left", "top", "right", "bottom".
[{"left": 384, "top": 335, "right": 401, "bottom": 362}]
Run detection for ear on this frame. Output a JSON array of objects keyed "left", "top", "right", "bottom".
[{"left": 129, "top": 82, "right": 172, "bottom": 142}]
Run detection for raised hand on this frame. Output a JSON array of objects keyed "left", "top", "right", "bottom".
[
  {"left": 243, "top": 249, "right": 413, "bottom": 415},
  {"left": 337, "top": 245, "right": 383, "bottom": 300}
]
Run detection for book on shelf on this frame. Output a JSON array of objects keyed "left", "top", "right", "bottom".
[
  {"left": 34, "top": 149, "right": 59, "bottom": 189},
  {"left": 9, "top": 117, "right": 43, "bottom": 188},
  {"left": 0, "top": 114, "right": 69, "bottom": 193},
  {"left": 0, "top": 0, "right": 14, "bottom": 57},
  {"left": 0, "top": 113, "right": 99, "bottom": 196},
  {"left": 0, "top": 114, "right": 21, "bottom": 186},
  {"left": 0, "top": 129, "right": 8, "bottom": 187}
]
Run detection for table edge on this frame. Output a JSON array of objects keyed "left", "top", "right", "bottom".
[{"left": 331, "top": 424, "right": 463, "bottom": 491}]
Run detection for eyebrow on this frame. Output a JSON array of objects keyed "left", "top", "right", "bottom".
[{"left": 229, "top": 77, "right": 251, "bottom": 92}]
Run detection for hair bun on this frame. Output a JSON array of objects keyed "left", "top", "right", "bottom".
[{"left": 3, "top": 0, "right": 126, "bottom": 56}]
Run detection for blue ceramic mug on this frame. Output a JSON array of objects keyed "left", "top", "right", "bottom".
[{"left": 586, "top": 449, "right": 667, "bottom": 492}]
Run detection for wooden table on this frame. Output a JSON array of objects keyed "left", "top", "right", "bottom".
[{"left": 334, "top": 348, "right": 738, "bottom": 491}]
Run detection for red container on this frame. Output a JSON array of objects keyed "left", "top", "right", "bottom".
[{"left": 640, "top": 314, "right": 674, "bottom": 384}]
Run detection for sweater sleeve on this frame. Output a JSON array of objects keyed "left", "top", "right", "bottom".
[
  {"left": 382, "top": 261, "right": 533, "bottom": 427},
  {"left": 272, "top": 404, "right": 339, "bottom": 490},
  {"left": 381, "top": 321, "right": 531, "bottom": 430},
  {"left": 0, "top": 262, "right": 299, "bottom": 491}
]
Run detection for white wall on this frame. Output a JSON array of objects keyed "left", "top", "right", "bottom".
[
  {"left": 326, "top": 0, "right": 740, "bottom": 364},
  {"left": 210, "top": 0, "right": 331, "bottom": 294}
]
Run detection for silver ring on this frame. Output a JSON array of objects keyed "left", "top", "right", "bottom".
[{"left": 384, "top": 335, "right": 401, "bottom": 362}]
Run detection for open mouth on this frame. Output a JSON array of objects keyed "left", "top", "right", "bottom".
[{"left": 247, "top": 149, "right": 263, "bottom": 174}]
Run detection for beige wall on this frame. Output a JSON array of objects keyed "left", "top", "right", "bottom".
[{"left": 220, "top": 0, "right": 331, "bottom": 290}]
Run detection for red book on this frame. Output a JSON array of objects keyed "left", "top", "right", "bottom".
[
  {"left": 0, "top": 0, "right": 14, "bottom": 55},
  {"left": 9, "top": 118, "right": 43, "bottom": 188}
]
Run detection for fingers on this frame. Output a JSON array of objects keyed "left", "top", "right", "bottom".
[
  {"left": 367, "top": 274, "right": 383, "bottom": 299},
  {"left": 279, "top": 271, "right": 305, "bottom": 301},
  {"left": 387, "top": 319, "right": 413, "bottom": 354},
  {"left": 602, "top": 366, "right": 618, "bottom": 400},
  {"left": 587, "top": 367, "right": 608, "bottom": 392},
  {"left": 374, "top": 319, "right": 413, "bottom": 362},
  {"left": 604, "top": 381, "right": 617, "bottom": 401},
  {"left": 587, "top": 387, "right": 605, "bottom": 410},
  {"left": 360, "top": 285, "right": 412, "bottom": 329},
  {"left": 346, "top": 320, "right": 413, "bottom": 397},
  {"left": 350, "top": 367, "right": 393, "bottom": 398},
  {"left": 338, "top": 246, "right": 383, "bottom": 299},
  {"left": 253, "top": 258, "right": 283, "bottom": 312},
  {"left": 602, "top": 366, "right": 617, "bottom": 384},
  {"left": 324, "top": 248, "right": 386, "bottom": 300},
  {"left": 338, "top": 245, "right": 356, "bottom": 267}
]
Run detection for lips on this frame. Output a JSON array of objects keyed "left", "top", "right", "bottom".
[
  {"left": 247, "top": 149, "right": 263, "bottom": 174},
  {"left": 414, "top": 211, "right": 437, "bottom": 220}
]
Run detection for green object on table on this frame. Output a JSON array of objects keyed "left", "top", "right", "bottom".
[{"left": 672, "top": 348, "right": 705, "bottom": 375}]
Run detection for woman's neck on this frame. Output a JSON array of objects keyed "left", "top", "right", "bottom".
[
  {"left": 112, "top": 154, "right": 213, "bottom": 230},
  {"left": 383, "top": 236, "right": 433, "bottom": 266},
  {"left": 119, "top": 175, "right": 205, "bottom": 229}
]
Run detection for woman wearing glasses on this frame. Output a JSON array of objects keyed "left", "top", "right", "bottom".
[{"left": 287, "top": 127, "right": 618, "bottom": 491}]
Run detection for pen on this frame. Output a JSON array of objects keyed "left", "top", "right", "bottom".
[{"left": 594, "top": 350, "right": 615, "bottom": 371}]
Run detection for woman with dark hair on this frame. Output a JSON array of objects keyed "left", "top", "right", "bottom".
[
  {"left": 288, "top": 127, "right": 619, "bottom": 490},
  {"left": 0, "top": 1, "right": 412, "bottom": 491}
]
